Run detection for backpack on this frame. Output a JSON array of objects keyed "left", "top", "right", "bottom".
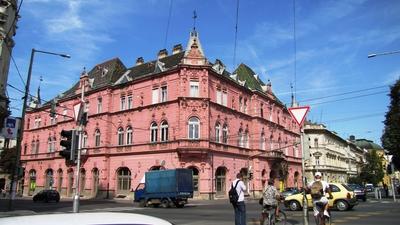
[
  {"left": 263, "top": 186, "right": 277, "bottom": 206},
  {"left": 310, "top": 181, "right": 323, "bottom": 198},
  {"left": 229, "top": 181, "right": 240, "bottom": 205}
]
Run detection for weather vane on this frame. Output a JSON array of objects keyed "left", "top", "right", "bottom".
[{"left": 193, "top": 10, "right": 197, "bottom": 31}]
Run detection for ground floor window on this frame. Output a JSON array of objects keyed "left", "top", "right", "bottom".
[{"left": 215, "top": 167, "right": 226, "bottom": 196}]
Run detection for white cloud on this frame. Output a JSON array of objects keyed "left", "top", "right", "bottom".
[{"left": 384, "top": 69, "right": 400, "bottom": 85}]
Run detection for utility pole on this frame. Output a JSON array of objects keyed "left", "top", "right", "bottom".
[
  {"left": 7, "top": 48, "right": 70, "bottom": 211},
  {"left": 73, "top": 70, "right": 87, "bottom": 213},
  {"left": 301, "top": 128, "right": 309, "bottom": 225}
]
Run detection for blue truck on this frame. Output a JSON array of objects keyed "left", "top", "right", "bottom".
[{"left": 134, "top": 169, "right": 193, "bottom": 208}]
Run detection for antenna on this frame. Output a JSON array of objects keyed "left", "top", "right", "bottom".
[
  {"left": 233, "top": 0, "right": 240, "bottom": 69},
  {"left": 293, "top": 0, "right": 297, "bottom": 103},
  {"left": 192, "top": 10, "right": 197, "bottom": 31},
  {"left": 164, "top": 0, "right": 173, "bottom": 48}
]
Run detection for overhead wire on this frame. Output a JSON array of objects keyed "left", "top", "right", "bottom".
[{"left": 299, "top": 85, "right": 388, "bottom": 103}]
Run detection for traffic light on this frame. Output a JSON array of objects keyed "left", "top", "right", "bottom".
[{"left": 59, "top": 129, "right": 78, "bottom": 163}]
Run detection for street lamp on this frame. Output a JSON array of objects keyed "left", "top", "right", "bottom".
[
  {"left": 8, "top": 48, "right": 70, "bottom": 210},
  {"left": 368, "top": 50, "right": 400, "bottom": 58}
]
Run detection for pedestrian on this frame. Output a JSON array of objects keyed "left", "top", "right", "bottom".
[
  {"left": 383, "top": 183, "right": 389, "bottom": 198},
  {"left": 232, "top": 172, "right": 247, "bottom": 225}
]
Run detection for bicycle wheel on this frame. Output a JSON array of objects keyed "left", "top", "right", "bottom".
[
  {"left": 262, "top": 213, "right": 272, "bottom": 225},
  {"left": 275, "top": 210, "right": 287, "bottom": 225}
]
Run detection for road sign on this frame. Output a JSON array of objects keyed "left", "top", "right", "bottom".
[
  {"left": 73, "top": 103, "right": 82, "bottom": 122},
  {"left": 288, "top": 106, "right": 310, "bottom": 126}
]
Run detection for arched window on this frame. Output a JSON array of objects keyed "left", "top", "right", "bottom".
[
  {"left": 117, "top": 167, "right": 131, "bottom": 193},
  {"left": 126, "top": 126, "right": 133, "bottom": 145},
  {"left": 160, "top": 121, "right": 168, "bottom": 142},
  {"left": 82, "top": 131, "right": 88, "bottom": 148},
  {"left": 260, "top": 130, "right": 266, "bottom": 150},
  {"left": 215, "top": 167, "right": 226, "bottom": 196},
  {"left": 117, "top": 127, "right": 124, "bottom": 145},
  {"left": 244, "top": 130, "right": 249, "bottom": 148},
  {"left": 222, "top": 124, "right": 228, "bottom": 144},
  {"left": 45, "top": 169, "right": 53, "bottom": 189},
  {"left": 95, "top": 129, "right": 101, "bottom": 147},
  {"left": 150, "top": 122, "right": 158, "bottom": 143},
  {"left": 215, "top": 123, "right": 221, "bottom": 143},
  {"left": 188, "top": 117, "right": 200, "bottom": 139},
  {"left": 28, "top": 170, "right": 36, "bottom": 195},
  {"left": 238, "top": 128, "right": 244, "bottom": 147},
  {"left": 47, "top": 137, "right": 52, "bottom": 152},
  {"left": 92, "top": 168, "right": 99, "bottom": 197},
  {"left": 80, "top": 169, "right": 86, "bottom": 196},
  {"left": 57, "top": 169, "right": 63, "bottom": 193},
  {"left": 188, "top": 166, "right": 199, "bottom": 195},
  {"left": 35, "top": 139, "right": 40, "bottom": 154}
]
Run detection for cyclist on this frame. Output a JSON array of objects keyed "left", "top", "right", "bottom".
[
  {"left": 307, "top": 172, "right": 333, "bottom": 218},
  {"left": 262, "top": 178, "right": 281, "bottom": 221}
]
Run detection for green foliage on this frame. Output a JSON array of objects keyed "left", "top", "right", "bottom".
[
  {"left": 360, "top": 149, "right": 384, "bottom": 186},
  {"left": 0, "top": 147, "right": 17, "bottom": 174},
  {"left": 348, "top": 176, "right": 363, "bottom": 184},
  {"left": 381, "top": 78, "right": 400, "bottom": 169}
]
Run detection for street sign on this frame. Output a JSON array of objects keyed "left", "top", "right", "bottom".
[
  {"left": 288, "top": 106, "right": 310, "bottom": 126},
  {"left": 1, "top": 117, "right": 20, "bottom": 139}
]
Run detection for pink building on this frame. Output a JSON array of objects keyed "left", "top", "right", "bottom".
[{"left": 20, "top": 31, "right": 302, "bottom": 199}]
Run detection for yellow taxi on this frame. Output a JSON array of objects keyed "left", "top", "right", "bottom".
[{"left": 284, "top": 183, "right": 358, "bottom": 211}]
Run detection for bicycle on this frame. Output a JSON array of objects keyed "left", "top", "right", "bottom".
[
  {"left": 314, "top": 201, "right": 331, "bottom": 225},
  {"left": 260, "top": 204, "right": 287, "bottom": 225}
]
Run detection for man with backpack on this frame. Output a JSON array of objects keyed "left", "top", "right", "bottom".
[
  {"left": 307, "top": 172, "right": 333, "bottom": 218},
  {"left": 230, "top": 173, "right": 247, "bottom": 225}
]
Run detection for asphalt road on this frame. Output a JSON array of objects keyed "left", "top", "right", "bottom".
[{"left": 1, "top": 197, "right": 399, "bottom": 225}]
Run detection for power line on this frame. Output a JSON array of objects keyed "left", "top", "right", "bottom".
[
  {"left": 10, "top": 55, "right": 26, "bottom": 87},
  {"left": 308, "top": 90, "right": 387, "bottom": 106},
  {"left": 323, "top": 112, "right": 385, "bottom": 123},
  {"left": 299, "top": 85, "right": 388, "bottom": 103}
]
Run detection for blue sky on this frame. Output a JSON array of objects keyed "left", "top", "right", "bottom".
[{"left": 7, "top": 0, "right": 400, "bottom": 145}]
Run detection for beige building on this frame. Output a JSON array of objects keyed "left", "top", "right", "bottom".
[
  {"left": 0, "top": 136, "right": 17, "bottom": 193},
  {"left": 0, "top": 0, "right": 19, "bottom": 127},
  {"left": 303, "top": 122, "right": 365, "bottom": 183}
]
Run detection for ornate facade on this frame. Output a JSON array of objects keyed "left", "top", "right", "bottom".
[
  {"left": 303, "top": 122, "right": 365, "bottom": 183},
  {"left": 20, "top": 31, "right": 302, "bottom": 199}
]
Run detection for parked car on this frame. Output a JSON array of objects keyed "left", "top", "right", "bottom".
[
  {"left": 33, "top": 190, "right": 60, "bottom": 203},
  {"left": 281, "top": 187, "right": 301, "bottom": 199},
  {"left": 347, "top": 183, "right": 367, "bottom": 201},
  {"left": 284, "top": 183, "right": 358, "bottom": 211},
  {"left": 365, "top": 183, "right": 374, "bottom": 192}
]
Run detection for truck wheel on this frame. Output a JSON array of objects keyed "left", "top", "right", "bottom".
[
  {"left": 175, "top": 202, "right": 185, "bottom": 208},
  {"left": 139, "top": 199, "right": 146, "bottom": 207},
  {"left": 161, "top": 199, "right": 170, "bottom": 208}
]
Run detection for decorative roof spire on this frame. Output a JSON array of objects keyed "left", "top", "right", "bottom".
[{"left": 192, "top": 10, "right": 197, "bottom": 31}]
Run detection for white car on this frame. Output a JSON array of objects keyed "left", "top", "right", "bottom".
[{"left": 0, "top": 212, "right": 174, "bottom": 225}]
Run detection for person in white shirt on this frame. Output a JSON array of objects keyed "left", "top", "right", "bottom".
[
  {"left": 307, "top": 172, "right": 332, "bottom": 218},
  {"left": 232, "top": 173, "right": 247, "bottom": 225}
]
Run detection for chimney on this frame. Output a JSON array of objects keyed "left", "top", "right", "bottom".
[
  {"left": 349, "top": 135, "right": 355, "bottom": 141},
  {"left": 136, "top": 57, "right": 144, "bottom": 65},
  {"left": 172, "top": 44, "right": 183, "bottom": 54},
  {"left": 157, "top": 49, "right": 168, "bottom": 59}
]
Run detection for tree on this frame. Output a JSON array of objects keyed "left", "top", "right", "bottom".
[
  {"left": 0, "top": 146, "right": 17, "bottom": 175},
  {"left": 381, "top": 78, "right": 400, "bottom": 169},
  {"left": 359, "top": 149, "right": 384, "bottom": 186}
]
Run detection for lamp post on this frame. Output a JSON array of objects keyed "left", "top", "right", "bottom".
[
  {"left": 7, "top": 48, "right": 70, "bottom": 210},
  {"left": 368, "top": 49, "right": 398, "bottom": 202},
  {"left": 367, "top": 50, "right": 400, "bottom": 58}
]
